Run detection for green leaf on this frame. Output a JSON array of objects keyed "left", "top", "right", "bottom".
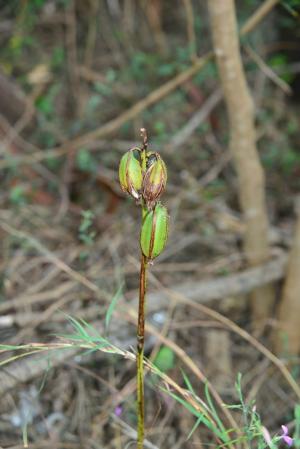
[
  {"left": 187, "top": 415, "right": 205, "bottom": 440},
  {"left": 106, "top": 68, "right": 117, "bottom": 83},
  {"left": 76, "top": 149, "right": 96, "bottom": 173},
  {"left": 67, "top": 315, "right": 90, "bottom": 339},
  {"left": 161, "top": 388, "right": 225, "bottom": 441},
  {"left": 9, "top": 185, "right": 26, "bottom": 205},
  {"left": 52, "top": 46, "right": 65, "bottom": 68},
  {"left": 181, "top": 369, "right": 197, "bottom": 397},
  {"left": 153, "top": 346, "right": 175, "bottom": 372},
  {"left": 22, "top": 424, "right": 28, "bottom": 448},
  {"left": 204, "top": 383, "right": 229, "bottom": 442},
  {"left": 295, "top": 404, "right": 300, "bottom": 420},
  {"left": 294, "top": 404, "right": 300, "bottom": 449},
  {"left": 105, "top": 284, "right": 123, "bottom": 331},
  {"left": 160, "top": 388, "right": 198, "bottom": 416}
]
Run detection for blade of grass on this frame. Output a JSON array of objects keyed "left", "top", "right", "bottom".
[
  {"left": 22, "top": 424, "right": 28, "bottom": 448},
  {"left": 181, "top": 369, "right": 197, "bottom": 397},
  {"left": 181, "top": 369, "right": 211, "bottom": 414},
  {"left": 67, "top": 315, "right": 90, "bottom": 339},
  {"left": 205, "top": 383, "right": 230, "bottom": 442},
  {"left": 160, "top": 387, "right": 225, "bottom": 441},
  {"left": 187, "top": 415, "right": 205, "bottom": 440},
  {"left": 105, "top": 283, "right": 123, "bottom": 332}
]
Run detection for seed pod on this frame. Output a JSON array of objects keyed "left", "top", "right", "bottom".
[
  {"left": 146, "top": 152, "right": 158, "bottom": 170},
  {"left": 140, "top": 203, "right": 169, "bottom": 259},
  {"left": 143, "top": 152, "right": 167, "bottom": 209},
  {"left": 119, "top": 149, "right": 142, "bottom": 199}
]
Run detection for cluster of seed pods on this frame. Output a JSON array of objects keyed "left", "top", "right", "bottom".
[{"left": 119, "top": 140, "right": 169, "bottom": 260}]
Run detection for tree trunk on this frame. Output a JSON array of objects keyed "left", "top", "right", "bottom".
[
  {"left": 207, "top": 0, "right": 274, "bottom": 327},
  {"left": 275, "top": 199, "right": 300, "bottom": 356}
]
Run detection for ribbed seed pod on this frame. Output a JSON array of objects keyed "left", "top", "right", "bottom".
[
  {"left": 119, "top": 149, "right": 143, "bottom": 199},
  {"left": 142, "top": 152, "right": 167, "bottom": 209},
  {"left": 140, "top": 203, "right": 169, "bottom": 259}
]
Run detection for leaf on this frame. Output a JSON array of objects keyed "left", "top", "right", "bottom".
[
  {"left": 60, "top": 315, "right": 110, "bottom": 346},
  {"left": 187, "top": 415, "right": 205, "bottom": 440},
  {"left": 295, "top": 404, "right": 300, "bottom": 420},
  {"left": 76, "top": 150, "right": 96, "bottom": 173},
  {"left": 161, "top": 388, "right": 225, "bottom": 441},
  {"left": 294, "top": 404, "right": 300, "bottom": 449},
  {"left": 153, "top": 346, "right": 175, "bottom": 372},
  {"left": 204, "top": 383, "right": 229, "bottom": 442},
  {"left": 37, "top": 355, "right": 51, "bottom": 394},
  {"left": 67, "top": 315, "right": 90, "bottom": 339},
  {"left": 181, "top": 369, "right": 197, "bottom": 397},
  {"left": 105, "top": 284, "right": 123, "bottom": 332},
  {"left": 181, "top": 369, "right": 211, "bottom": 414},
  {"left": 160, "top": 387, "right": 198, "bottom": 416},
  {"left": 22, "top": 424, "right": 28, "bottom": 448}
]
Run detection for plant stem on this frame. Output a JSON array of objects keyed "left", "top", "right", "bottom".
[
  {"left": 137, "top": 127, "right": 149, "bottom": 449},
  {"left": 137, "top": 252, "right": 148, "bottom": 449}
]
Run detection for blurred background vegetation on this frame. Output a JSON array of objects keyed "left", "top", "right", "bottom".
[{"left": 0, "top": 1, "right": 300, "bottom": 448}]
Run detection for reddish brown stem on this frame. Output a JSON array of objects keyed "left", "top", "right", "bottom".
[{"left": 137, "top": 253, "right": 148, "bottom": 449}]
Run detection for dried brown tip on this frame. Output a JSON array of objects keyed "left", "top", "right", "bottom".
[{"left": 140, "top": 128, "right": 148, "bottom": 151}]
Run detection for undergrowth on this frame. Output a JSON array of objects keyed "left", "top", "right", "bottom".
[{"left": 0, "top": 312, "right": 298, "bottom": 448}]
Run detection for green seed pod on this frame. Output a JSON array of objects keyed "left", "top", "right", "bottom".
[
  {"left": 140, "top": 203, "right": 169, "bottom": 259},
  {"left": 119, "top": 149, "right": 143, "bottom": 199},
  {"left": 143, "top": 152, "right": 167, "bottom": 209}
]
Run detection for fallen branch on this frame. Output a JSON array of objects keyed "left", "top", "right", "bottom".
[
  {"left": 0, "top": 216, "right": 288, "bottom": 315},
  {"left": 0, "top": 216, "right": 287, "bottom": 315},
  {"left": 0, "top": 248, "right": 292, "bottom": 402},
  {"left": 144, "top": 253, "right": 287, "bottom": 311},
  {"left": 0, "top": 252, "right": 287, "bottom": 329}
]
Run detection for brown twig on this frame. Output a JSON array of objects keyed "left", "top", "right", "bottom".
[
  {"left": 64, "top": 0, "right": 81, "bottom": 115},
  {"left": 182, "top": 0, "right": 197, "bottom": 62},
  {"left": 166, "top": 89, "right": 223, "bottom": 152},
  {"left": 0, "top": 220, "right": 103, "bottom": 296},
  {"left": 83, "top": 0, "right": 99, "bottom": 69},
  {"left": 245, "top": 44, "right": 292, "bottom": 95},
  {"left": 240, "top": 0, "right": 279, "bottom": 36}
]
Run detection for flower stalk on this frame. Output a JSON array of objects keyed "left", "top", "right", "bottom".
[
  {"left": 137, "top": 252, "right": 147, "bottom": 449},
  {"left": 137, "top": 128, "right": 148, "bottom": 449},
  {"left": 118, "top": 127, "right": 169, "bottom": 449}
]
